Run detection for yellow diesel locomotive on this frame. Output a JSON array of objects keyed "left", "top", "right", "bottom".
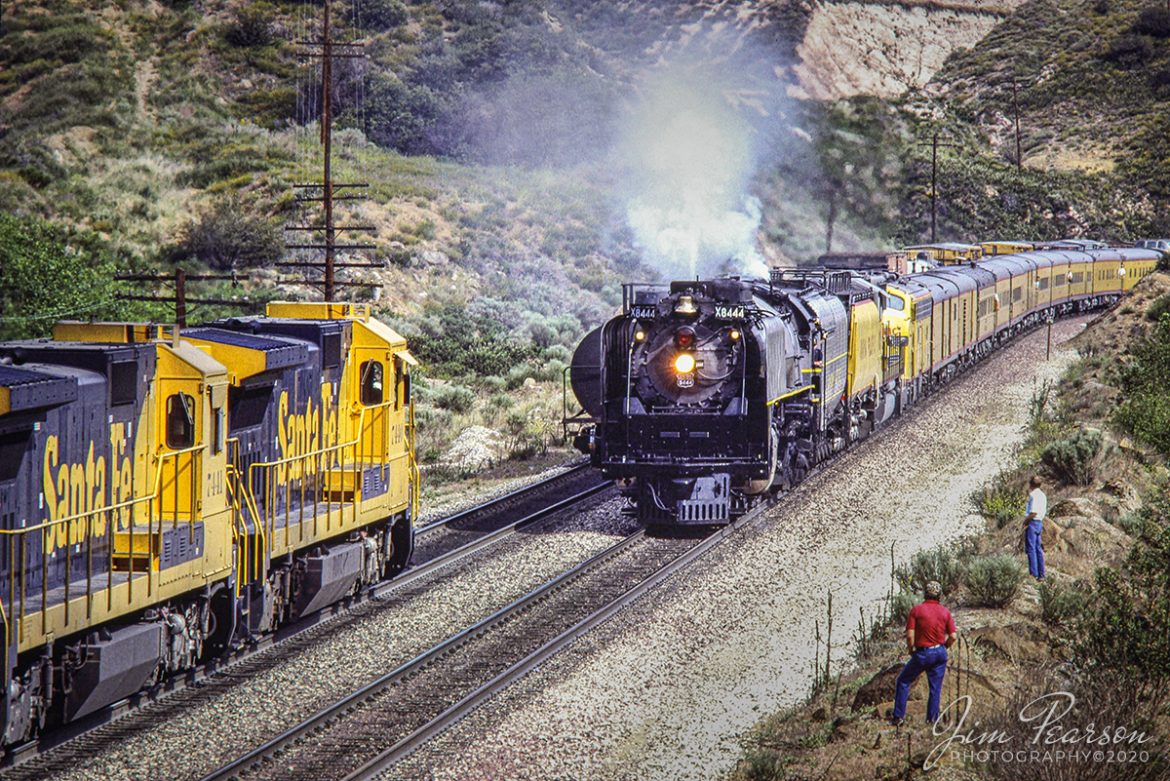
[{"left": 0, "top": 302, "right": 417, "bottom": 746}]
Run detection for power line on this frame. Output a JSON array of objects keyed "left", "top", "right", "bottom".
[
  {"left": 115, "top": 269, "right": 251, "bottom": 327},
  {"left": 287, "top": 0, "right": 383, "bottom": 301},
  {"left": 916, "top": 131, "right": 961, "bottom": 243}
]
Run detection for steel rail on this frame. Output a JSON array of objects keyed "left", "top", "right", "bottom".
[
  {"left": 2, "top": 464, "right": 607, "bottom": 771},
  {"left": 198, "top": 500, "right": 763, "bottom": 781},
  {"left": 340, "top": 513, "right": 753, "bottom": 780},
  {"left": 414, "top": 460, "right": 591, "bottom": 535},
  {"left": 196, "top": 527, "right": 652, "bottom": 781}
]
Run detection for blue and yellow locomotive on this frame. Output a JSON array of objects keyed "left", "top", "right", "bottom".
[{"left": 0, "top": 303, "right": 417, "bottom": 746}]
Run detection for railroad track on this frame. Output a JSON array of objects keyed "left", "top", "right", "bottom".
[
  {"left": 0, "top": 462, "right": 608, "bottom": 776},
  {"left": 412, "top": 461, "right": 600, "bottom": 562},
  {"left": 197, "top": 510, "right": 755, "bottom": 781}
]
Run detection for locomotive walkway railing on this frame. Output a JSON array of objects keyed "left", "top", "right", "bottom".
[
  {"left": 246, "top": 399, "right": 399, "bottom": 551},
  {"left": 0, "top": 442, "right": 204, "bottom": 655}
]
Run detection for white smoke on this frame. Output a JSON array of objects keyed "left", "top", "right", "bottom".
[{"left": 617, "top": 67, "right": 770, "bottom": 281}]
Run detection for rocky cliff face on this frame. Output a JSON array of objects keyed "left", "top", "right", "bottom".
[{"left": 793, "top": 1, "right": 1019, "bottom": 100}]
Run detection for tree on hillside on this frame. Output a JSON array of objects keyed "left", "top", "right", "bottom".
[
  {"left": 0, "top": 214, "right": 122, "bottom": 340},
  {"left": 178, "top": 197, "right": 282, "bottom": 271}
]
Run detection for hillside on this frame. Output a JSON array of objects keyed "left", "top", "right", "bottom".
[{"left": 1, "top": 0, "right": 1093, "bottom": 323}]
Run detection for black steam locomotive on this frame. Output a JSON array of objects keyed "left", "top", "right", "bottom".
[{"left": 567, "top": 271, "right": 893, "bottom": 528}]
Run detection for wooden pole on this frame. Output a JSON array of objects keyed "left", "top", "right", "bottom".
[
  {"left": 322, "top": 0, "right": 335, "bottom": 302},
  {"left": 1012, "top": 81, "right": 1022, "bottom": 174},
  {"left": 930, "top": 131, "right": 939, "bottom": 242},
  {"left": 175, "top": 268, "right": 187, "bottom": 327}
]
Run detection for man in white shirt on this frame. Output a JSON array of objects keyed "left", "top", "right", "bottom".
[{"left": 1024, "top": 475, "right": 1047, "bottom": 580}]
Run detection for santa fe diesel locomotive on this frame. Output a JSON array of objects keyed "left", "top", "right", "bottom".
[
  {"left": 0, "top": 302, "right": 417, "bottom": 748},
  {"left": 568, "top": 248, "right": 1162, "bottom": 529}
]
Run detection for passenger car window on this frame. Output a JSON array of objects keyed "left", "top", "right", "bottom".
[
  {"left": 166, "top": 393, "right": 195, "bottom": 449},
  {"left": 360, "top": 360, "right": 384, "bottom": 405}
]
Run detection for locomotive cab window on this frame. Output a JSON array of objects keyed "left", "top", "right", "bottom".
[
  {"left": 360, "top": 360, "right": 384, "bottom": 405},
  {"left": 166, "top": 393, "right": 195, "bottom": 449}
]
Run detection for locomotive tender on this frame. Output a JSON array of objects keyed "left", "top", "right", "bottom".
[
  {"left": 569, "top": 248, "right": 1162, "bottom": 528},
  {"left": 0, "top": 303, "right": 417, "bottom": 747}
]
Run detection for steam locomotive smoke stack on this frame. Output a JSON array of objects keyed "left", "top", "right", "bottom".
[{"left": 618, "top": 66, "right": 768, "bottom": 280}]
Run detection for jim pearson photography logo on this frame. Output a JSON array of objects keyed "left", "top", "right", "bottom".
[{"left": 925, "top": 691, "right": 1156, "bottom": 770}]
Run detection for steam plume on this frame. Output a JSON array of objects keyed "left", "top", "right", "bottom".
[{"left": 617, "top": 66, "right": 770, "bottom": 281}]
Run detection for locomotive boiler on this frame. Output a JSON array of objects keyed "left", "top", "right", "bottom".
[{"left": 569, "top": 272, "right": 897, "bottom": 528}]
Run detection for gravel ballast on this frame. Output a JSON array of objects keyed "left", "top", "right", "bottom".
[
  {"left": 25, "top": 497, "right": 635, "bottom": 781},
  {"left": 393, "top": 319, "right": 1087, "bottom": 781}
]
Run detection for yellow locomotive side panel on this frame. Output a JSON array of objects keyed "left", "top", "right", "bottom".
[
  {"left": 994, "top": 278, "right": 1011, "bottom": 332},
  {"left": 240, "top": 303, "right": 417, "bottom": 566},
  {"left": 981, "top": 241, "right": 1034, "bottom": 256},
  {"left": 1095, "top": 259, "right": 1121, "bottom": 294},
  {"left": 17, "top": 337, "right": 233, "bottom": 653},
  {"left": 1123, "top": 258, "right": 1156, "bottom": 290},
  {"left": 881, "top": 288, "right": 914, "bottom": 381},
  {"left": 846, "top": 298, "right": 883, "bottom": 398},
  {"left": 915, "top": 308, "right": 931, "bottom": 378},
  {"left": 1068, "top": 261, "right": 1089, "bottom": 298},
  {"left": 1052, "top": 260, "right": 1068, "bottom": 304}
]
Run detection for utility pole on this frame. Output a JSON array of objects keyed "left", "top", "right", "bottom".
[
  {"left": 322, "top": 0, "right": 334, "bottom": 300},
  {"left": 116, "top": 269, "right": 250, "bottom": 327},
  {"left": 917, "top": 132, "right": 959, "bottom": 243},
  {"left": 281, "top": 0, "right": 381, "bottom": 301},
  {"left": 1012, "top": 81, "right": 1023, "bottom": 174}
]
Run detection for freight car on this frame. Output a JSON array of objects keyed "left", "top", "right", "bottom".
[
  {"left": 567, "top": 247, "right": 1162, "bottom": 529},
  {"left": 0, "top": 302, "right": 417, "bottom": 747}
]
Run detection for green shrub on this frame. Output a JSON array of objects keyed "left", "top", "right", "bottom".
[
  {"left": 433, "top": 384, "right": 475, "bottom": 413},
  {"left": 890, "top": 589, "right": 918, "bottom": 626},
  {"left": 895, "top": 548, "right": 965, "bottom": 597},
  {"left": 177, "top": 197, "right": 282, "bottom": 271},
  {"left": 487, "top": 392, "right": 514, "bottom": 413},
  {"left": 966, "top": 555, "right": 1025, "bottom": 608},
  {"left": 225, "top": 5, "right": 273, "bottom": 47},
  {"left": 363, "top": 0, "right": 409, "bottom": 31},
  {"left": 1133, "top": 8, "right": 1170, "bottom": 38},
  {"left": 977, "top": 477, "right": 1026, "bottom": 529},
  {"left": 411, "top": 304, "right": 536, "bottom": 379},
  {"left": 1114, "top": 318, "right": 1170, "bottom": 455},
  {"left": 1102, "top": 34, "right": 1153, "bottom": 68},
  {"left": 1041, "top": 428, "right": 1102, "bottom": 486},
  {"left": 1147, "top": 294, "right": 1170, "bottom": 322},
  {"left": 1074, "top": 523, "right": 1170, "bottom": 679},
  {"left": 0, "top": 214, "right": 122, "bottom": 339},
  {"left": 1039, "top": 580, "right": 1085, "bottom": 626},
  {"left": 1116, "top": 512, "right": 1144, "bottom": 537}
]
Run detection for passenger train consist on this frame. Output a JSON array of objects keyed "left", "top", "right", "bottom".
[
  {"left": 0, "top": 303, "right": 417, "bottom": 747},
  {"left": 568, "top": 247, "right": 1163, "bottom": 528}
]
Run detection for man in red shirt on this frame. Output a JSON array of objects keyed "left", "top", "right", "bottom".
[{"left": 890, "top": 580, "right": 958, "bottom": 724}]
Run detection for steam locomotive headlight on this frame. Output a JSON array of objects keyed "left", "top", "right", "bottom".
[
  {"left": 729, "top": 328, "right": 741, "bottom": 342},
  {"left": 634, "top": 329, "right": 646, "bottom": 342},
  {"left": 674, "top": 353, "right": 696, "bottom": 374}
]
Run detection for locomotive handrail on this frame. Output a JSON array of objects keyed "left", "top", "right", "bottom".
[
  {"left": 245, "top": 399, "right": 397, "bottom": 545},
  {"left": 0, "top": 443, "right": 204, "bottom": 541},
  {"left": 0, "top": 442, "right": 204, "bottom": 643}
]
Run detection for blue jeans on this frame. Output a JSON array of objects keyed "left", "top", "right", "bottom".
[
  {"left": 892, "top": 645, "right": 948, "bottom": 723},
  {"left": 1026, "top": 521, "right": 1045, "bottom": 578}
]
